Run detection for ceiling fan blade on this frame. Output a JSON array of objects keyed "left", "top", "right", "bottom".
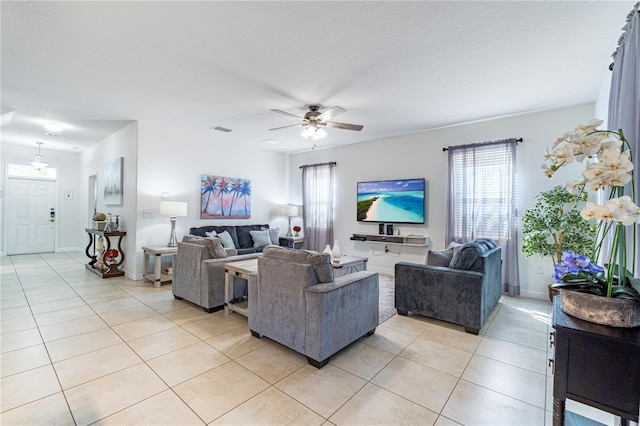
[
  {"left": 270, "top": 109, "right": 304, "bottom": 119},
  {"left": 269, "top": 123, "right": 305, "bottom": 131},
  {"left": 317, "top": 106, "right": 345, "bottom": 122},
  {"left": 324, "top": 121, "right": 363, "bottom": 131}
]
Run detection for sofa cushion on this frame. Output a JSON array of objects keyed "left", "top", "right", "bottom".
[
  {"left": 449, "top": 241, "right": 487, "bottom": 270},
  {"left": 250, "top": 230, "right": 272, "bottom": 248},
  {"left": 217, "top": 231, "right": 236, "bottom": 249},
  {"left": 263, "top": 245, "right": 334, "bottom": 284},
  {"left": 427, "top": 248, "right": 454, "bottom": 266},
  {"left": 236, "top": 225, "right": 269, "bottom": 249}
]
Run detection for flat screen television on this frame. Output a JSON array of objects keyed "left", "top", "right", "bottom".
[{"left": 357, "top": 178, "right": 426, "bottom": 224}]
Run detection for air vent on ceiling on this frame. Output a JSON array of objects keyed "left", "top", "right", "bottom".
[{"left": 211, "top": 126, "right": 232, "bottom": 133}]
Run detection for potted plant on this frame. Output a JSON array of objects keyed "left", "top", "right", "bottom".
[
  {"left": 521, "top": 186, "right": 596, "bottom": 300},
  {"left": 542, "top": 119, "right": 640, "bottom": 327}
]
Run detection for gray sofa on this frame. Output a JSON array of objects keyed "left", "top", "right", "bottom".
[
  {"left": 189, "top": 224, "right": 276, "bottom": 255},
  {"left": 248, "top": 245, "right": 379, "bottom": 368},
  {"left": 394, "top": 239, "right": 502, "bottom": 334},
  {"left": 173, "top": 235, "right": 263, "bottom": 312}
]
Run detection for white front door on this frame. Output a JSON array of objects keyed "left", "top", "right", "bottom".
[{"left": 6, "top": 178, "right": 56, "bottom": 255}]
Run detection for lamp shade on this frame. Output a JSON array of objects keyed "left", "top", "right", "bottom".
[
  {"left": 280, "top": 205, "right": 298, "bottom": 217},
  {"left": 159, "top": 201, "right": 188, "bottom": 217}
]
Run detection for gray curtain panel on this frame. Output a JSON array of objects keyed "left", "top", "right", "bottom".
[
  {"left": 445, "top": 139, "right": 520, "bottom": 296},
  {"left": 608, "top": 3, "right": 639, "bottom": 274},
  {"left": 301, "top": 162, "right": 335, "bottom": 252}
]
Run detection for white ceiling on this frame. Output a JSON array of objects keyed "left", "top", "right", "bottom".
[{"left": 0, "top": 1, "right": 635, "bottom": 154}]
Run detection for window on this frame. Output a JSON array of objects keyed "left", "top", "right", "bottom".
[
  {"left": 7, "top": 164, "right": 57, "bottom": 179},
  {"left": 446, "top": 139, "right": 520, "bottom": 295},
  {"left": 449, "top": 143, "right": 516, "bottom": 240}
]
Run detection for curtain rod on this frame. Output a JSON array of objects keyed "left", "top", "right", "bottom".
[
  {"left": 299, "top": 161, "right": 337, "bottom": 169},
  {"left": 442, "top": 138, "right": 523, "bottom": 152}
]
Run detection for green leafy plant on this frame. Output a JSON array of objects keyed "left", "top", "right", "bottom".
[{"left": 521, "top": 185, "right": 595, "bottom": 269}]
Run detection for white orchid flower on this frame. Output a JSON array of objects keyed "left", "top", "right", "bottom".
[
  {"left": 553, "top": 144, "right": 575, "bottom": 164},
  {"left": 580, "top": 201, "right": 601, "bottom": 220}
]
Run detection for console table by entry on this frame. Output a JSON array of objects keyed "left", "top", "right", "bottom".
[
  {"left": 551, "top": 297, "right": 640, "bottom": 425},
  {"left": 84, "top": 228, "right": 126, "bottom": 278}
]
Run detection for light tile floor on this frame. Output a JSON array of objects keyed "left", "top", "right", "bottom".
[{"left": 0, "top": 252, "right": 616, "bottom": 425}]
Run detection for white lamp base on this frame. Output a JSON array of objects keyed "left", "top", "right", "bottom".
[{"left": 167, "top": 216, "right": 178, "bottom": 247}]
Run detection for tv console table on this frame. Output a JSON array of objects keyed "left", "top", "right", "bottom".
[
  {"left": 551, "top": 297, "right": 640, "bottom": 425},
  {"left": 350, "top": 233, "right": 429, "bottom": 247}
]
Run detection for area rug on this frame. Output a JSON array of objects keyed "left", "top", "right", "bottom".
[{"left": 378, "top": 274, "right": 397, "bottom": 324}]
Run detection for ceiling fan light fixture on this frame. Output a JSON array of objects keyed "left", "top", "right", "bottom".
[
  {"left": 30, "top": 142, "right": 49, "bottom": 170},
  {"left": 301, "top": 125, "right": 326, "bottom": 141}
]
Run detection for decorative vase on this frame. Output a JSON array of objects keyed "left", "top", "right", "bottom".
[
  {"left": 323, "top": 245, "right": 333, "bottom": 257},
  {"left": 295, "top": 232, "right": 299, "bottom": 237},
  {"left": 332, "top": 240, "right": 341, "bottom": 258},
  {"left": 560, "top": 289, "right": 640, "bottom": 328}
]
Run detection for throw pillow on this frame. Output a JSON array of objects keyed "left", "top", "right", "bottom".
[
  {"left": 205, "top": 231, "right": 217, "bottom": 238},
  {"left": 206, "top": 237, "right": 227, "bottom": 258},
  {"left": 449, "top": 241, "right": 486, "bottom": 270},
  {"left": 262, "top": 245, "right": 335, "bottom": 283},
  {"left": 262, "top": 227, "right": 280, "bottom": 245},
  {"left": 250, "top": 229, "right": 272, "bottom": 248},
  {"left": 427, "top": 248, "right": 454, "bottom": 266},
  {"left": 216, "top": 231, "right": 236, "bottom": 249}
]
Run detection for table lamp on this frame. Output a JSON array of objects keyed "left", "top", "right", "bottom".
[
  {"left": 159, "top": 201, "right": 188, "bottom": 247},
  {"left": 280, "top": 205, "right": 299, "bottom": 237}
]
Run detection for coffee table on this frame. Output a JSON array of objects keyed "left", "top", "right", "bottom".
[
  {"left": 223, "top": 258, "right": 259, "bottom": 316},
  {"left": 332, "top": 255, "right": 368, "bottom": 277}
]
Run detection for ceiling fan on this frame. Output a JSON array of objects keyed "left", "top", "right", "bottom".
[{"left": 269, "top": 105, "right": 363, "bottom": 141}]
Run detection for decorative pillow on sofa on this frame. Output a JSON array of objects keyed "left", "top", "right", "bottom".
[
  {"left": 262, "top": 245, "right": 334, "bottom": 284},
  {"left": 250, "top": 230, "right": 273, "bottom": 248},
  {"left": 449, "top": 241, "right": 487, "bottom": 270},
  {"left": 205, "top": 231, "right": 217, "bottom": 238},
  {"left": 427, "top": 248, "right": 455, "bottom": 266},
  {"left": 216, "top": 231, "right": 236, "bottom": 249},
  {"left": 181, "top": 235, "right": 227, "bottom": 258},
  {"left": 262, "top": 227, "right": 280, "bottom": 245}
]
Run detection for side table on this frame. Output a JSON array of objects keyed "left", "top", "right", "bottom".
[
  {"left": 332, "top": 255, "right": 368, "bottom": 277},
  {"left": 279, "top": 236, "right": 304, "bottom": 249},
  {"left": 142, "top": 246, "right": 178, "bottom": 287},
  {"left": 223, "top": 258, "right": 259, "bottom": 316},
  {"left": 551, "top": 296, "right": 640, "bottom": 425}
]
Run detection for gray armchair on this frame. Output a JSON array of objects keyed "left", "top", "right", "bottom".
[
  {"left": 394, "top": 239, "right": 502, "bottom": 334},
  {"left": 249, "top": 245, "right": 379, "bottom": 368},
  {"left": 173, "top": 236, "right": 261, "bottom": 312}
]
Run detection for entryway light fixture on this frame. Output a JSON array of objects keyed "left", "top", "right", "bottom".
[
  {"left": 44, "top": 122, "right": 64, "bottom": 133},
  {"left": 30, "top": 142, "right": 49, "bottom": 170},
  {"left": 159, "top": 201, "right": 188, "bottom": 247}
]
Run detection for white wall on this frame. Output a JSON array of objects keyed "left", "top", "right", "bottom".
[
  {"left": 79, "top": 123, "right": 139, "bottom": 279},
  {"left": 133, "top": 120, "right": 290, "bottom": 279},
  {"left": 1, "top": 143, "right": 82, "bottom": 253},
  {"left": 289, "top": 103, "right": 595, "bottom": 300}
]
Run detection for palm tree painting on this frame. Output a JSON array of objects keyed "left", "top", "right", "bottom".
[{"left": 200, "top": 174, "right": 251, "bottom": 219}]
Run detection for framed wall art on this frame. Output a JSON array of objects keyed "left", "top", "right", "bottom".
[
  {"left": 201, "top": 174, "right": 251, "bottom": 219},
  {"left": 104, "top": 157, "right": 123, "bottom": 205}
]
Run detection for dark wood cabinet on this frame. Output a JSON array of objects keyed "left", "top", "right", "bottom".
[
  {"left": 85, "top": 228, "right": 126, "bottom": 278},
  {"left": 551, "top": 297, "right": 640, "bottom": 425}
]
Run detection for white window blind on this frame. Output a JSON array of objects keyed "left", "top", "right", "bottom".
[{"left": 449, "top": 142, "right": 516, "bottom": 241}]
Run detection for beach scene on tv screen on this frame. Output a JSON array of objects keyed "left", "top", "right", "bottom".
[{"left": 357, "top": 179, "right": 425, "bottom": 223}]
